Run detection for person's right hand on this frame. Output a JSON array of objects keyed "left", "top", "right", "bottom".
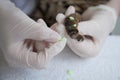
[{"left": 0, "top": 0, "right": 66, "bottom": 69}]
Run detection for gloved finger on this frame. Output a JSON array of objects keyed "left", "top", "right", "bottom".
[
  {"left": 73, "top": 19, "right": 107, "bottom": 58},
  {"left": 37, "top": 19, "right": 62, "bottom": 42},
  {"left": 24, "top": 39, "right": 46, "bottom": 53},
  {"left": 56, "top": 13, "right": 65, "bottom": 24},
  {"left": 45, "top": 37, "right": 67, "bottom": 61},
  {"left": 51, "top": 23, "right": 66, "bottom": 37},
  {"left": 21, "top": 38, "right": 67, "bottom": 69},
  {"left": 66, "top": 34, "right": 101, "bottom": 58},
  {"left": 65, "top": 6, "right": 75, "bottom": 16},
  {"left": 78, "top": 5, "right": 117, "bottom": 41},
  {"left": 19, "top": 42, "right": 47, "bottom": 69},
  {"left": 79, "top": 7, "right": 103, "bottom": 39},
  {"left": 82, "top": 7, "right": 98, "bottom": 20},
  {"left": 78, "top": 21, "right": 101, "bottom": 41},
  {"left": 37, "top": 18, "right": 48, "bottom": 28},
  {"left": 51, "top": 13, "right": 66, "bottom": 37},
  {"left": 35, "top": 37, "right": 67, "bottom": 65},
  {"left": 25, "top": 19, "right": 61, "bottom": 43}
]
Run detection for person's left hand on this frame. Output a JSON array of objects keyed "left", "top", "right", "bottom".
[{"left": 51, "top": 5, "right": 118, "bottom": 58}]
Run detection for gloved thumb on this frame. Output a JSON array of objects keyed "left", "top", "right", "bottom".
[{"left": 25, "top": 19, "right": 61, "bottom": 43}]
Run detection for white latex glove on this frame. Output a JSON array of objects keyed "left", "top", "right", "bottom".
[
  {"left": 0, "top": 0, "right": 66, "bottom": 69},
  {"left": 51, "top": 5, "right": 118, "bottom": 58}
]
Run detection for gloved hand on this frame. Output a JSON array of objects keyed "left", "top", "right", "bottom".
[
  {"left": 51, "top": 4, "right": 118, "bottom": 58},
  {"left": 0, "top": 0, "right": 66, "bottom": 69}
]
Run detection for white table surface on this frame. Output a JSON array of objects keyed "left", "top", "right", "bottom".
[{"left": 0, "top": 36, "right": 120, "bottom": 80}]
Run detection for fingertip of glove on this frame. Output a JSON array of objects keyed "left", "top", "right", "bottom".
[
  {"left": 45, "top": 32, "right": 61, "bottom": 42},
  {"left": 37, "top": 18, "right": 48, "bottom": 28},
  {"left": 37, "top": 18, "right": 44, "bottom": 23},
  {"left": 56, "top": 13, "right": 65, "bottom": 24},
  {"left": 65, "top": 6, "right": 75, "bottom": 16}
]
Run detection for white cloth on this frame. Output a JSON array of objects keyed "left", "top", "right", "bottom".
[{"left": 0, "top": 36, "right": 120, "bottom": 80}]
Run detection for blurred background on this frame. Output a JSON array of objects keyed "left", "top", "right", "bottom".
[{"left": 11, "top": 0, "right": 120, "bottom": 35}]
